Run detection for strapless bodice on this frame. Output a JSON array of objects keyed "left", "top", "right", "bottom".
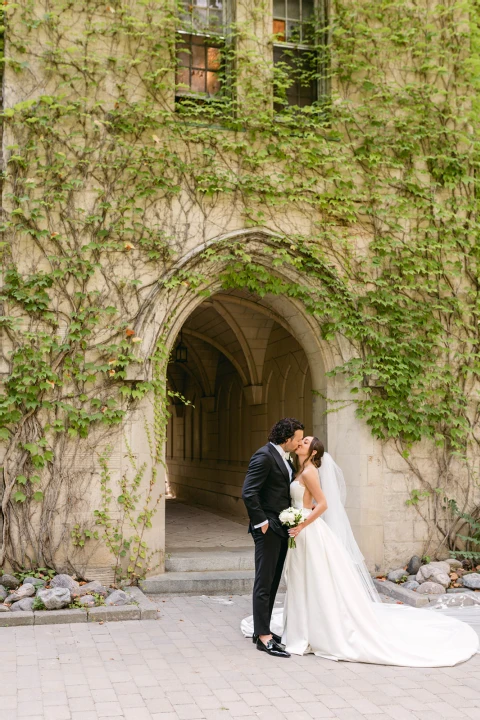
[{"left": 290, "top": 480, "right": 311, "bottom": 514}]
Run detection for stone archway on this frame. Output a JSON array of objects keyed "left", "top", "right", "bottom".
[{"left": 133, "top": 230, "right": 385, "bottom": 576}]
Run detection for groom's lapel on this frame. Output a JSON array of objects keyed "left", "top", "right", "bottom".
[
  {"left": 268, "top": 445, "right": 290, "bottom": 484},
  {"left": 287, "top": 460, "right": 296, "bottom": 483}
]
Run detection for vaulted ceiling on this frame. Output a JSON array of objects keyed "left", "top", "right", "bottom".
[{"left": 167, "top": 290, "right": 297, "bottom": 402}]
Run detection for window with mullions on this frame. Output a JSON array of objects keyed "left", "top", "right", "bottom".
[
  {"left": 273, "top": 0, "right": 328, "bottom": 110},
  {"left": 176, "top": 1, "right": 226, "bottom": 100},
  {"left": 273, "top": 0, "right": 315, "bottom": 44}
]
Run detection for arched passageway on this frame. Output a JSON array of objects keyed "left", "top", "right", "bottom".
[
  {"left": 165, "top": 290, "right": 316, "bottom": 547},
  {"left": 134, "top": 232, "right": 386, "bottom": 573}
]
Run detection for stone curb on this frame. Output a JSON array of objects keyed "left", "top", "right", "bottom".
[
  {"left": 88, "top": 605, "right": 140, "bottom": 622},
  {"left": 0, "top": 586, "right": 155, "bottom": 627},
  {"left": 35, "top": 608, "right": 87, "bottom": 625},
  {"left": 374, "top": 578, "right": 430, "bottom": 607},
  {"left": 123, "top": 585, "right": 158, "bottom": 619},
  {"left": 0, "top": 611, "right": 34, "bottom": 627}
]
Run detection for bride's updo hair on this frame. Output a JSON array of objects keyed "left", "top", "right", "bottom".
[{"left": 305, "top": 437, "right": 324, "bottom": 469}]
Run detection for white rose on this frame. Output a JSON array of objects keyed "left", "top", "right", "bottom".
[{"left": 279, "top": 508, "right": 296, "bottom": 525}]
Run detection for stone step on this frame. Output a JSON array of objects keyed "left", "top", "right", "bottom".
[
  {"left": 141, "top": 570, "right": 256, "bottom": 595},
  {"left": 141, "top": 569, "right": 286, "bottom": 596},
  {"left": 165, "top": 547, "right": 254, "bottom": 573}
]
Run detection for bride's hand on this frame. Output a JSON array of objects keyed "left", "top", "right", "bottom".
[{"left": 289, "top": 522, "right": 305, "bottom": 538}]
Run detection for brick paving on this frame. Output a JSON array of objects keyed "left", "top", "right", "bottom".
[{"left": 0, "top": 593, "right": 479, "bottom": 720}]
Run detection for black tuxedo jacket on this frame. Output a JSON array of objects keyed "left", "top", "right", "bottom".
[{"left": 242, "top": 443, "right": 294, "bottom": 538}]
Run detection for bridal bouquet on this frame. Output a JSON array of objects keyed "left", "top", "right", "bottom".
[{"left": 279, "top": 507, "right": 307, "bottom": 549}]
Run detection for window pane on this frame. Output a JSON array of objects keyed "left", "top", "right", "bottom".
[
  {"left": 193, "top": 7, "right": 208, "bottom": 31},
  {"left": 208, "top": 9, "right": 223, "bottom": 31},
  {"left": 175, "top": 67, "right": 191, "bottom": 94},
  {"left": 273, "top": 19, "right": 286, "bottom": 40},
  {"left": 206, "top": 71, "right": 221, "bottom": 95},
  {"left": 274, "top": 46, "right": 317, "bottom": 108},
  {"left": 207, "top": 46, "right": 221, "bottom": 70},
  {"left": 177, "top": 50, "right": 191, "bottom": 68},
  {"left": 287, "top": 0, "right": 300, "bottom": 19},
  {"left": 273, "top": 0, "right": 286, "bottom": 18},
  {"left": 287, "top": 20, "right": 301, "bottom": 42},
  {"left": 302, "top": 0, "right": 314, "bottom": 18},
  {"left": 209, "top": 0, "right": 222, "bottom": 7},
  {"left": 192, "top": 42, "right": 206, "bottom": 68},
  {"left": 191, "top": 68, "right": 206, "bottom": 93}
]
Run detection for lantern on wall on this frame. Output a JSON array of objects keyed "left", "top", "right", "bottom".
[{"left": 175, "top": 332, "right": 188, "bottom": 363}]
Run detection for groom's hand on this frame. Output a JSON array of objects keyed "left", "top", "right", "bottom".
[{"left": 261, "top": 522, "right": 269, "bottom": 534}]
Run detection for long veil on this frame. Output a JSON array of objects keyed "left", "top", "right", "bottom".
[{"left": 320, "top": 452, "right": 381, "bottom": 603}]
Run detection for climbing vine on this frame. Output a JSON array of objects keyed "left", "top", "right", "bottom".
[{"left": 1, "top": 0, "right": 480, "bottom": 570}]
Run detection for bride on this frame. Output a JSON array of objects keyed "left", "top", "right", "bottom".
[{"left": 242, "top": 436, "right": 479, "bottom": 666}]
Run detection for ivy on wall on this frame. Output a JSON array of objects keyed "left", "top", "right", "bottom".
[{"left": 0, "top": 0, "right": 479, "bottom": 570}]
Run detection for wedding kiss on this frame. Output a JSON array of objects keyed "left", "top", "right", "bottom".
[{"left": 241, "top": 417, "right": 479, "bottom": 666}]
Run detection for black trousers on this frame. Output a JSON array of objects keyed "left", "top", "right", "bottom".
[{"left": 252, "top": 526, "right": 288, "bottom": 636}]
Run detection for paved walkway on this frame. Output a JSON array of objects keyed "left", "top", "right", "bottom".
[
  {"left": 166, "top": 500, "right": 250, "bottom": 551},
  {"left": 0, "top": 594, "right": 479, "bottom": 720}
]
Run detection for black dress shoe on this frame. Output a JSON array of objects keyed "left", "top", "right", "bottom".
[
  {"left": 252, "top": 632, "right": 284, "bottom": 646},
  {"left": 256, "top": 637, "right": 290, "bottom": 658}
]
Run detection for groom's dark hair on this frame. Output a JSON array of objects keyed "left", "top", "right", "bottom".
[{"left": 268, "top": 417, "right": 304, "bottom": 445}]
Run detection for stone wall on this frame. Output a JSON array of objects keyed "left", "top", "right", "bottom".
[{"left": 2, "top": 0, "right": 474, "bottom": 576}]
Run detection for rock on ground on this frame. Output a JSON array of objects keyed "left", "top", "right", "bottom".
[
  {"left": 22, "top": 577, "right": 46, "bottom": 588},
  {"left": 10, "top": 597, "right": 35, "bottom": 611},
  {"left": 0, "top": 604, "right": 10, "bottom": 612},
  {"left": 78, "top": 580, "right": 108, "bottom": 597},
  {"left": 403, "top": 581, "right": 420, "bottom": 591},
  {"left": 5, "top": 583, "right": 36, "bottom": 604},
  {"left": 416, "top": 581, "right": 446, "bottom": 594},
  {"left": 0, "top": 574, "right": 18, "bottom": 590},
  {"left": 462, "top": 573, "right": 480, "bottom": 590},
  {"left": 445, "top": 558, "right": 463, "bottom": 569},
  {"left": 37, "top": 587, "right": 71, "bottom": 610},
  {"left": 416, "top": 563, "right": 451, "bottom": 587},
  {"left": 50, "top": 574, "right": 80, "bottom": 595},
  {"left": 105, "top": 589, "right": 128, "bottom": 606},
  {"left": 406, "top": 555, "right": 422, "bottom": 575},
  {"left": 387, "top": 568, "right": 408, "bottom": 583},
  {"left": 77, "top": 595, "right": 95, "bottom": 607},
  {"left": 0, "top": 586, "right": 7, "bottom": 602}
]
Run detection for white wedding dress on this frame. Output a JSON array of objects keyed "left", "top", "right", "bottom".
[{"left": 242, "top": 456, "right": 479, "bottom": 667}]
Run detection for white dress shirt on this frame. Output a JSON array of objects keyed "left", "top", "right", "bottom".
[{"left": 254, "top": 443, "right": 292, "bottom": 529}]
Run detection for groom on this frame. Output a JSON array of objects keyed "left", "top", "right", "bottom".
[{"left": 242, "top": 417, "right": 304, "bottom": 658}]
